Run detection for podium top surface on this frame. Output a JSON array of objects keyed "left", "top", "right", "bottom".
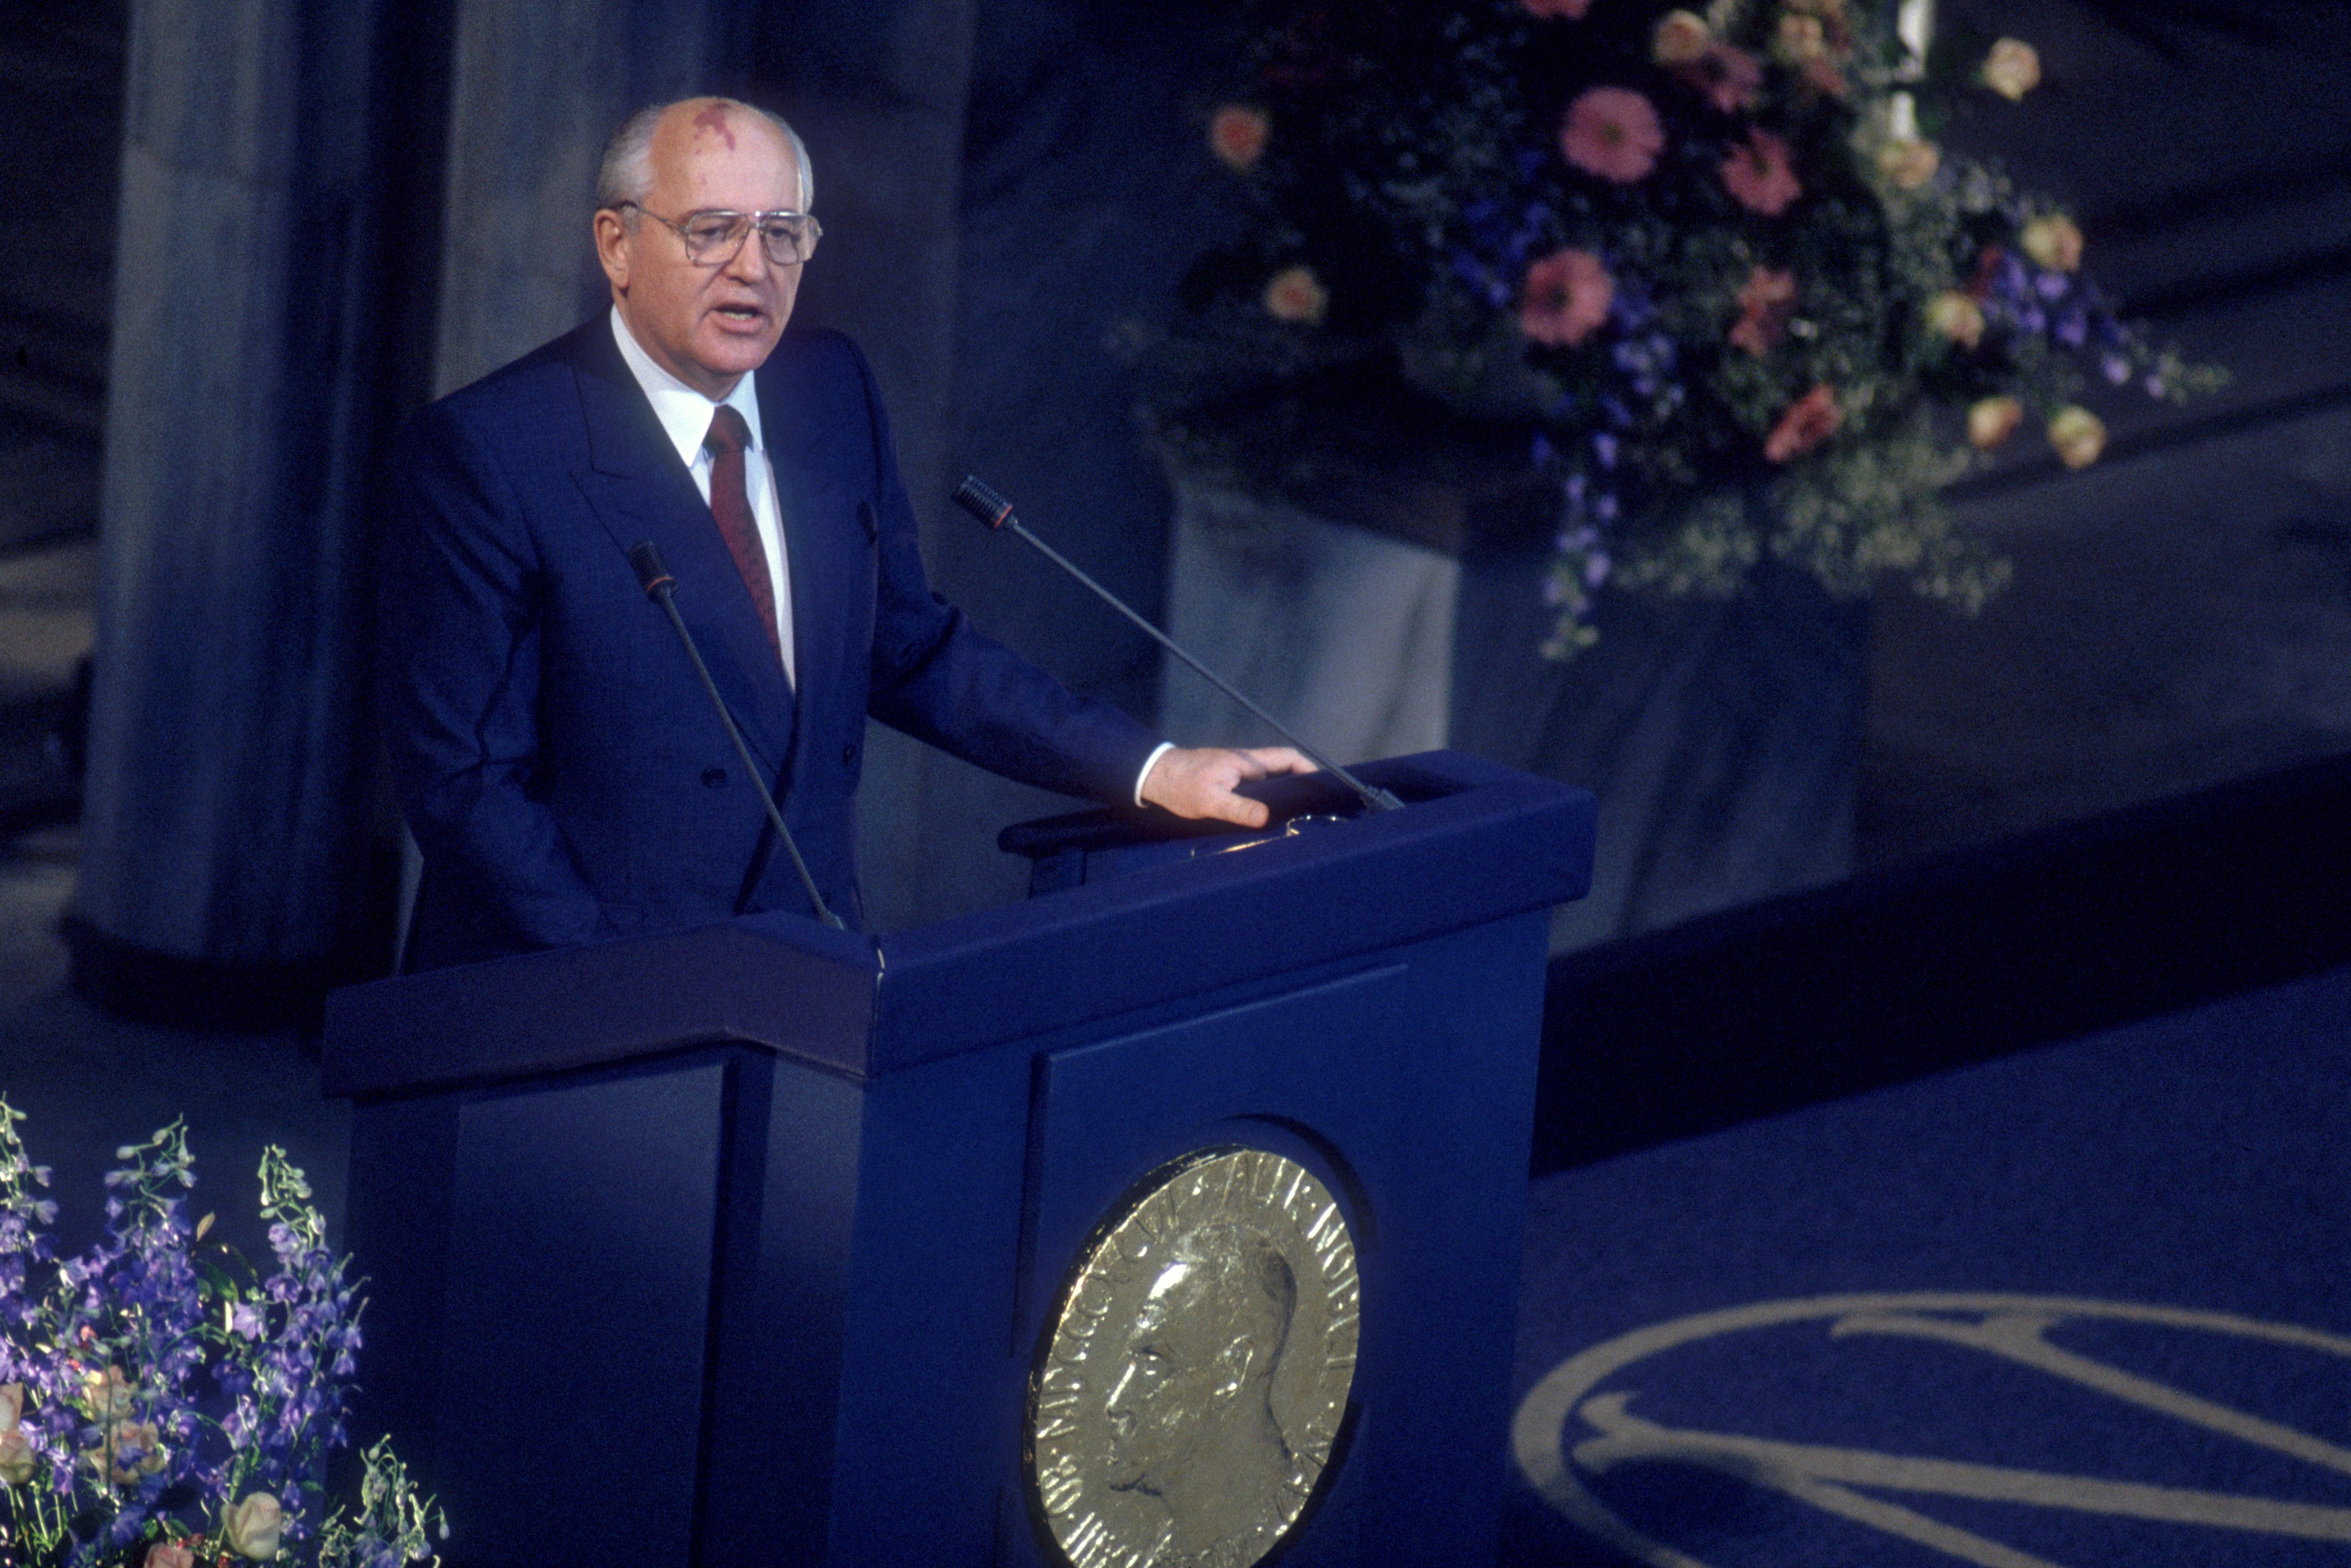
[{"left": 323, "top": 751, "right": 1594, "bottom": 1098}]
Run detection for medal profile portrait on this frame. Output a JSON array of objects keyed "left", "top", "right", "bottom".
[{"left": 1028, "top": 1146, "right": 1361, "bottom": 1568}]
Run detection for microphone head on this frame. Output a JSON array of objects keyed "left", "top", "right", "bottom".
[
  {"left": 628, "top": 541, "right": 675, "bottom": 599},
  {"left": 951, "top": 475, "right": 1016, "bottom": 531}
]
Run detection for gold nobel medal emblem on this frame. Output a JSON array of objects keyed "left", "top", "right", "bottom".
[{"left": 1027, "top": 1146, "right": 1361, "bottom": 1568}]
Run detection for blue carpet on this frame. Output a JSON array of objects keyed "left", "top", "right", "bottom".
[{"left": 1503, "top": 961, "right": 2351, "bottom": 1566}]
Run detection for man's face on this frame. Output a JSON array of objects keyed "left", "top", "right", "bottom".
[
  {"left": 1102, "top": 1282, "right": 1218, "bottom": 1493},
  {"left": 595, "top": 102, "right": 803, "bottom": 398}
]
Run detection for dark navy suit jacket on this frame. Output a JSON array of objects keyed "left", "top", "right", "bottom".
[{"left": 378, "top": 317, "right": 1159, "bottom": 970}]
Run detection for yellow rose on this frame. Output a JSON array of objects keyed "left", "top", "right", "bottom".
[
  {"left": 84, "top": 1420, "right": 168, "bottom": 1487},
  {"left": 0, "top": 1427, "right": 34, "bottom": 1487},
  {"left": 1, "top": 1382, "right": 21, "bottom": 1428},
  {"left": 2048, "top": 405, "right": 2106, "bottom": 468},
  {"left": 1774, "top": 13, "right": 1828, "bottom": 62},
  {"left": 1926, "top": 291, "right": 1985, "bottom": 350},
  {"left": 1262, "top": 265, "right": 1328, "bottom": 325},
  {"left": 1982, "top": 38, "right": 2041, "bottom": 99},
  {"left": 84, "top": 1367, "right": 134, "bottom": 1423},
  {"left": 1876, "top": 137, "right": 1941, "bottom": 191},
  {"left": 1652, "top": 10, "right": 1711, "bottom": 65},
  {"left": 2019, "top": 214, "right": 2083, "bottom": 271},
  {"left": 223, "top": 1493, "right": 285, "bottom": 1561},
  {"left": 1967, "top": 396, "right": 2024, "bottom": 450}
]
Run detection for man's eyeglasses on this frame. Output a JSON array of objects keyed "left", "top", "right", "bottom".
[{"left": 617, "top": 203, "right": 822, "bottom": 267}]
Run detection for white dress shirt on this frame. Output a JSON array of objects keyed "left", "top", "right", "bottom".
[
  {"left": 611, "top": 306, "right": 1172, "bottom": 805},
  {"left": 611, "top": 307, "right": 796, "bottom": 689}
]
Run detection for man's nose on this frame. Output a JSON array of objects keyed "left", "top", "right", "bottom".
[{"left": 722, "top": 231, "right": 770, "bottom": 283}]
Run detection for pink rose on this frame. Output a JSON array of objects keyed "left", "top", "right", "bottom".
[
  {"left": 1560, "top": 88, "right": 1665, "bottom": 184},
  {"left": 1208, "top": 105, "right": 1269, "bottom": 172},
  {"left": 145, "top": 1543, "right": 196, "bottom": 1568},
  {"left": 1728, "top": 266, "right": 1797, "bottom": 357},
  {"left": 1519, "top": 248, "right": 1614, "bottom": 348},
  {"left": 1764, "top": 384, "right": 1840, "bottom": 462},
  {"left": 1262, "top": 265, "right": 1328, "bottom": 325},
  {"left": 1522, "top": 0, "right": 1593, "bottom": 15},
  {"left": 1721, "top": 128, "right": 1802, "bottom": 216},
  {"left": 1673, "top": 40, "right": 1763, "bottom": 114}
]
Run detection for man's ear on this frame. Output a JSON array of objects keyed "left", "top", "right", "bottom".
[{"left": 593, "top": 209, "right": 632, "bottom": 294}]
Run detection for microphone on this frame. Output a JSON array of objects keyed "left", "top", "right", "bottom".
[
  {"left": 950, "top": 477, "right": 1404, "bottom": 814},
  {"left": 628, "top": 542, "right": 846, "bottom": 931}
]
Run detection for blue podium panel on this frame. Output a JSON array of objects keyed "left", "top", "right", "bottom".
[
  {"left": 999, "top": 915, "right": 1554, "bottom": 1567},
  {"left": 438, "top": 1058, "right": 733, "bottom": 1564},
  {"left": 324, "top": 752, "right": 1594, "bottom": 1568}
]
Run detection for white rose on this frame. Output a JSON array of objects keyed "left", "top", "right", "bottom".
[
  {"left": 223, "top": 1493, "right": 286, "bottom": 1561},
  {"left": 0, "top": 1427, "right": 35, "bottom": 1487}
]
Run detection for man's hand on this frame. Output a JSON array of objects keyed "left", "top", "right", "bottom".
[{"left": 1139, "top": 746, "right": 1318, "bottom": 829}]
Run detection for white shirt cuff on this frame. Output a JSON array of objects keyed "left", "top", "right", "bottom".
[{"left": 1134, "top": 742, "right": 1177, "bottom": 808}]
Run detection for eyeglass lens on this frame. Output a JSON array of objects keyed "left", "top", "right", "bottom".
[{"left": 679, "top": 213, "right": 819, "bottom": 266}]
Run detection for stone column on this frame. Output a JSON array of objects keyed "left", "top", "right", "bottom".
[
  {"left": 429, "top": 0, "right": 708, "bottom": 396},
  {"left": 72, "top": 0, "right": 401, "bottom": 1009}
]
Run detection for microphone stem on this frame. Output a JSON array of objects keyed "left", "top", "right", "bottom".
[
  {"left": 1003, "top": 518, "right": 1403, "bottom": 813},
  {"left": 649, "top": 585, "right": 845, "bottom": 931}
]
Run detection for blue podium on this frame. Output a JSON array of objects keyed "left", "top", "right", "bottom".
[{"left": 322, "top": 751, "right": 1593, "bottom": 1567}]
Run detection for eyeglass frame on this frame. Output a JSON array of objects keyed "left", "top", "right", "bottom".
[{"left": 612, "top": 201, "right": 823, "bottom": 267}]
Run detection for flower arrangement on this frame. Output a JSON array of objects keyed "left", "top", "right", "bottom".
[
  {"left": 0, "top": 1102, "right": 443, "bottom": 1567},
  {"left": 1147, "top": 0, "right": 2221, "bottom": 655}
]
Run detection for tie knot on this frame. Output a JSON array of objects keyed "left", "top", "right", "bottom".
[{"left": 703, "top": 404, "right": 752, "bottom": 458}]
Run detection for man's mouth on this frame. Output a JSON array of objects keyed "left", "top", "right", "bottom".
[{"left": 711, "top": 303, "right": 767, "bottom": 329}]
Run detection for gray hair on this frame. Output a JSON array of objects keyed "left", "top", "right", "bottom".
[{"left": 595, "top": 97, "right": 815, "bottom": 213}]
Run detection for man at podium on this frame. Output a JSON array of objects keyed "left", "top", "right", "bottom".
[{"left": 377, "top": 95, "right": 1306, "bottom": 970}]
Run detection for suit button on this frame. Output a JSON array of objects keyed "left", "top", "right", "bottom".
[
  {"left": 843, "top": 743, "right": 858, "bottom": 767},
  {"left": 702, "top": 766, "right": 727, "bottom": 787}
]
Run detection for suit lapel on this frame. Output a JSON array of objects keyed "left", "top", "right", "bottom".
[
  {"left": 565, "top": 324, "right": 796, "bottom": 775},
  {"left": 758, "top": 341, "right": 862, "bottom": 776}
]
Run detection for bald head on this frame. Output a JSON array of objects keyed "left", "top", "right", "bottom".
[{"left": 597, "top": 97, "right": 813, "bottom": 213}]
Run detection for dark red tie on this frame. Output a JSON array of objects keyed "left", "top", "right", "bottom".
[{"left": 702, "top": 405, "right": 783, "bottom": 668}]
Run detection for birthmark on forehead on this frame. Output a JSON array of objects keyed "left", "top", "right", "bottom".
[{"left": 690, "top": 103, "right": 737, "bottom": 150}]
